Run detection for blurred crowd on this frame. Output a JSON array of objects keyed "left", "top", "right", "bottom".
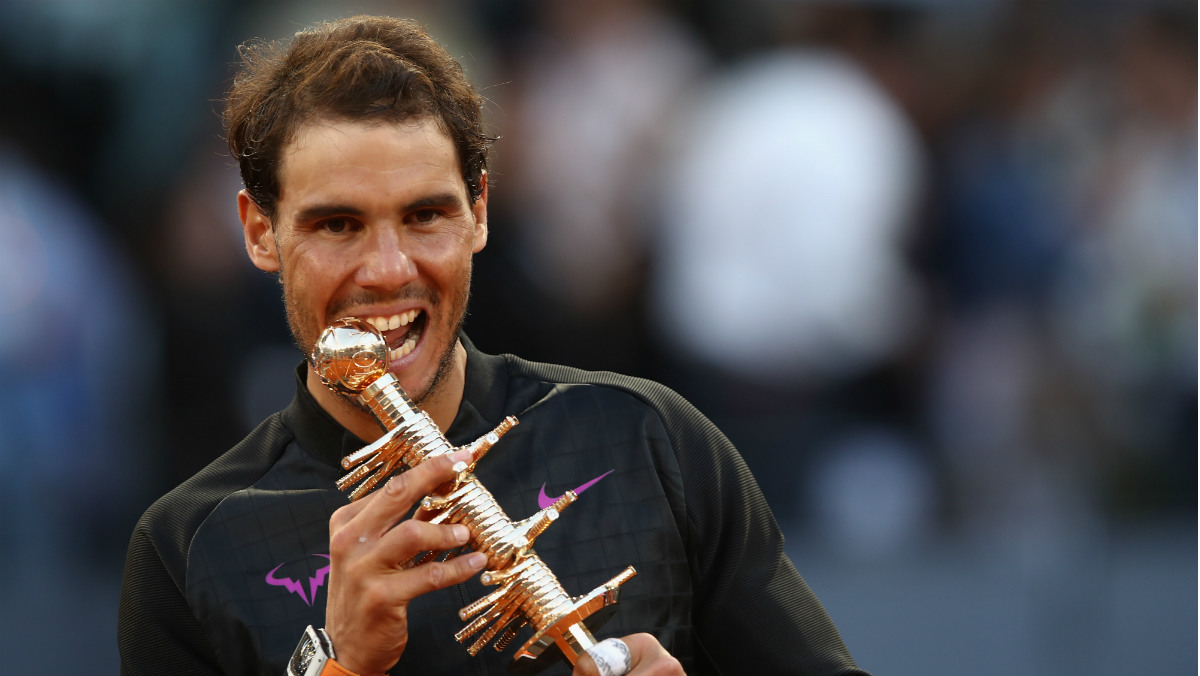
[{"left": 0, "top": 0, "right": 1194, "bottom": 671}]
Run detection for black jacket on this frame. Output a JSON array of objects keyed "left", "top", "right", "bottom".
[{"left": 118, "top": 336, "right": 865, "bottom": 675}]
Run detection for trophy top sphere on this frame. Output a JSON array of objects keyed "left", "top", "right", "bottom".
[{"left": 310, "top": 317, "right": 388, "bottom": 394}]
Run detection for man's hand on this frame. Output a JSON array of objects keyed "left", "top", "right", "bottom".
[
  {"left": 324, "top": 450, "right": 487, "bottom": 676},
  {"left": 572, "top": 634, "right": 684, "bottom": 676}
]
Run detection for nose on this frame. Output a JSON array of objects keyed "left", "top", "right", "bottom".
[{"left": 354, "top": 225, "right": 417, "bottom": 291}]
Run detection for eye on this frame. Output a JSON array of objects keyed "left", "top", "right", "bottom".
[
  {"left": 321, "top": 217, "right": 359, "bottom": 234},
  {"left": 412, "top": 209, "right": 439, "bottom": 224}
]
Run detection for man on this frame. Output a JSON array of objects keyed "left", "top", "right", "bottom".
[{"left": 118, "top": 15, "right": 867, "bottom": 676}]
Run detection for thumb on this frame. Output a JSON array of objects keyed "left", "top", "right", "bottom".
[{"left": 572, "top": 638, "right": 632, "bottom": 676}]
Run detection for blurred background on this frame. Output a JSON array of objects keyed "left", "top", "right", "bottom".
[{"left": 0, "top": 0, "right": 1194, "bottom": 673}]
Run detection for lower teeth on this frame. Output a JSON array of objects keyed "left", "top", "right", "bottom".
[{"left": 388, "top": 332, "right": 418, "bottom": 361}]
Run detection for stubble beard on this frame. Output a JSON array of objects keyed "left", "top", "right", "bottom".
[
  {"left": 414, "top": 266, "right": 471, "bottom": 407},
  {"left": 280, "top": 264, "right": 472, "bottom": 411}
]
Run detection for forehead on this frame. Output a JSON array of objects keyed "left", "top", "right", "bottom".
[{"left": 277, "top": 116, "right": 465, "bottom": 203}]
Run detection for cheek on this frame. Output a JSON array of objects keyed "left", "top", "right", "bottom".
[
  {"left": 279, "top": 253, "right": 342, "bottom": 325},
  {"left": 431, "top": 255, "right": 474, "bottom": 291},
  {"left": 285, "top": 246, "right": 347, "bottom": 294},
  {"left": 418, "top": 238, "right": 473, "bottom": 280}
]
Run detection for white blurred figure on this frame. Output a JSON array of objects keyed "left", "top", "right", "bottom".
[
  {"left": 650, "top": 46, "right": 929, "bottom": 537},
  {"left": 652, "top": 48, "right": 924, "bottom": 386}
]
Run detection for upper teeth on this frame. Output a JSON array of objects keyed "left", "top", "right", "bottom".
[{"left": 365, "top": 310, "right": 420, "bottom": 332}]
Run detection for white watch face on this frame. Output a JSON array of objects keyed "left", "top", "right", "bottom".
[{"left": 289, "top": 627, "right": 328, "bottom": 676}]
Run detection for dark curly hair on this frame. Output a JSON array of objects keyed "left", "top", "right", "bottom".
[{"left": 224, "top": 16, "right": 495, "bottom": 218}]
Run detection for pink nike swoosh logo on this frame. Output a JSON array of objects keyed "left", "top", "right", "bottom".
[{"left": 538, "top": 470, "right": 615, "bottom": 510}]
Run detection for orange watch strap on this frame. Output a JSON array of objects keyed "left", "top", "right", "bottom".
[{"left": 319, "top": 658, "right": 362, "bottom": 676}]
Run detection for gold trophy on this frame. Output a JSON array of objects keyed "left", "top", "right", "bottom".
[{"left": 310, "top": 318, "right": 637, "bottom": 671}]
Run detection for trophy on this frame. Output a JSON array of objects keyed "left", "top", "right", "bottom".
[{"left": 310, "top": 318, "right": 637, "bottom": 671}]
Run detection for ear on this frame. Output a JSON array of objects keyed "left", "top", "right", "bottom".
[
  {"left": 239, "top": 190, "right": 280, "bottom": 272},
  {"left": 471, "top": 171, "right": 488, "bottom": 254}
]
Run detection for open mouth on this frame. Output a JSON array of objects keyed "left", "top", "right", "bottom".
[{"left": 363, "top": 310, "right": 426, "bottom": 362}]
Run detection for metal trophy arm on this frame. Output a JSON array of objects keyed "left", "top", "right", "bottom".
[{"left": 310, "top": 318, "right": 636, "bottom": 670}]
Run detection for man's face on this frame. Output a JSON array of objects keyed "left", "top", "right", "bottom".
[{"left": 243, "top": 117, "right": 487, "bottom": 406}]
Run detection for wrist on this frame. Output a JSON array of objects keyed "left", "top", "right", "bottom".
[{"left": 288, "top": 625, "right": 377, "bottom": 676}]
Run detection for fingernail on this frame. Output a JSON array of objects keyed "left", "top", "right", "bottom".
[
  {"left": 450, "top": 449, "right": 472, "bottom": 464},
  {"left": 468, "top": 552, "right": 487, "bottom": 568},
  {"left": 453, "top": 525, "right": 470, "bottom": 543}
]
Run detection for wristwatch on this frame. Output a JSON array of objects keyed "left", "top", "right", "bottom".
[{"left": 287, "top": 625, "right": 361, "bottom": 676}]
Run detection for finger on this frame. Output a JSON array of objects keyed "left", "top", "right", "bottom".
[
  {"left": 394, "top": 550, "right": 488, "bottom": 599},
  {"left": 342, "top": 450, "right": 471, "bottom": 540},
  {"left": 328, "top": 458, "right": 433, "bottom": 533},
  {"left": 412, "top": 502, "right": 441, "bottom": 522},
  {"left": 328, "top": 480, "right": 385, "bottom": 531},
  {"left": 376, "top": 519, "right": 472, "bottom": 564}
]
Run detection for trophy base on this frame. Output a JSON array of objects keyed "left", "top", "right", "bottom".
[{"left": 506, "top": 602, "right": 620, "bottom": 674}]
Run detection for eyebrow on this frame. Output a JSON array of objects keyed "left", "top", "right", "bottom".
[
  {"left": 292, "top": 203, "right": 365, "bottom": 223},
  {"left": 405, "top": 192, "right": 468, "bottom": 211},
  {"left": 291, "top": 192, "right": 467, "bottom": 223}
]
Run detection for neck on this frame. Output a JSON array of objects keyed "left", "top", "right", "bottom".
[{"left": 305, "top": 340, "right": 468, "bottom": 442}]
